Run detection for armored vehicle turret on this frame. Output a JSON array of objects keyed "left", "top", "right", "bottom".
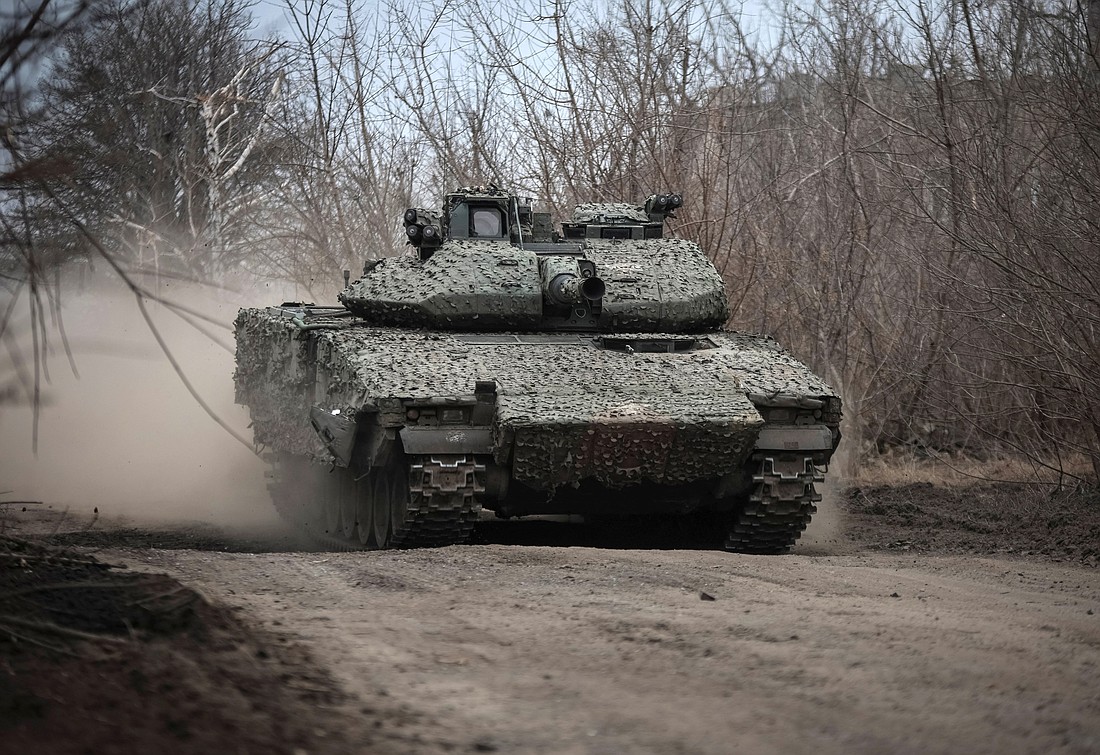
[{"left": 234, "top": 185, "right": 841, "bottom": 552}]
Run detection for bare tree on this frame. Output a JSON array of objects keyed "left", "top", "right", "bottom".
[
  {"left": 5, "top": 0, "right": 1098, "bottom": 480},
  {"left": 241, "top": 0, "right": 418, "bottom": 299},
  {"left": 26, "top": 0, "right": 284, "bottom": 277}
]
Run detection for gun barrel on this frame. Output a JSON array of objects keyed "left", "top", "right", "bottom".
[{"left": 541, "top": 257, "right": 605, "bottom": 306}]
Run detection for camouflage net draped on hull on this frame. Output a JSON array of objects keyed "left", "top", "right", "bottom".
[
  {"left": 234, "top": 307, "right": 838, "bottom": 492},
  {"left": 236, "top": 306, "right": 840, "bottom": 552}
]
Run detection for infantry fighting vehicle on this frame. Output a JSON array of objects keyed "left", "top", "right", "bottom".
[{"left": 234, "top": 186, "right": 841, "bottom": 553}]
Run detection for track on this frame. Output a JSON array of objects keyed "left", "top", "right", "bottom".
[
  {"left": 271, "top": 451, "right": 829, "bottom": 554},
  {"left": 265, "top": 452, "right": 483, "bottom": 549},
  {"left": 725, "top": 454, "right": 822, "bottom": 554}
]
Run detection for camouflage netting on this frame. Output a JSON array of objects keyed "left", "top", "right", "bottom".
[
  {"left": 339, "top": 239, "right": 728, "bottom": 333},
  {"left": 234, "top": 309, "right": 839, "bottom": 490},
  {"left": 584, "top": 239, "right": 728, "bottom": 330},
  {"left": 571, "top": 203, "right": 651, "bottom": 224},
  {"left": 713, "top": 333, "right": 838, "bottom": 398},
  {"left": 233, "top": 309, "right": 326, "bottom": 457},
  {"left": 338, "top": 241, "right": 542, "bottom": 329}
]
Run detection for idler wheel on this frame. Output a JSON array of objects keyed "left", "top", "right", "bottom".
[
  {"left": 339, "top": 470, "right": 357, "bottom": 539},
  {"left": 389, "top": 463, "right": 412, "bottom": 545},
  {"left": 322, "top": 468, "right": 341, "bottom": 536}
]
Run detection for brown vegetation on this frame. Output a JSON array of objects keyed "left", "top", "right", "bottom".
[
  {"left": 842, "top": 482, "right": 1100, "bottom": 565},
  {"left": 3, "top": 0, "right": 1099, "bottom": 482}
]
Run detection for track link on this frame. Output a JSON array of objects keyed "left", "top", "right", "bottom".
[
  {"left": 724, "top": 454, "right": 823, "bottom": 554},
  {"left": 390, "top": 456, "right": 484, "bottom": 548}
]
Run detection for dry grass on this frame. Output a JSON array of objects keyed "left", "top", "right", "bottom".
[
  {"left": 841, "top": 481, "right": 1100, "bottom": 564},
  {"left": 845, "top": 450, "right": 1095, "bottom": 489}
]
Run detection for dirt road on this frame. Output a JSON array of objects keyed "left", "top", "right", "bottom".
[{"left": 98, "top": 524, "right": 1099, "bottom": 755}]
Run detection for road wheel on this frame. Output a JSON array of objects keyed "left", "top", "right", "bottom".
[
  {"left": 369, "top": 468, "right": 395, "bottom": 548},
  {"left": 388, "top": 463, "right": 413, "bottom": 546},
  {"left": 355, "top": 471, "right": 374, "bottom": 547},
  {"left": 339, "top": 469, "right": 357, "bottom": 539},
  {"left": 322, "top": 468, "right": 341, "bottom": 537}
]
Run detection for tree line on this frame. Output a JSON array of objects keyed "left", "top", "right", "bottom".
[{"left": 3, "top": 0, "right": 1098, "bottom": 481}]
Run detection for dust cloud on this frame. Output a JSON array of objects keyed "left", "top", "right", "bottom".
[
  {"left": 793, "top": 478, "right": 848, "bottom": 554},
  {"left": 0, "top": 269, "right": 307, "bottom": 530},
  {"left": 793, "top": 443, "right": 851, "bottom": 555}
]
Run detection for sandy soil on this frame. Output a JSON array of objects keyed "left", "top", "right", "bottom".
[
  {"left": 2, "top": 484, "right": 1100, "bottom": 755},
  {"left": 50, "top": 533, "right": 1100, "bottom": 752},
  {"left": 4, "top": 491, "right": 1100, "bottom": 755}
]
